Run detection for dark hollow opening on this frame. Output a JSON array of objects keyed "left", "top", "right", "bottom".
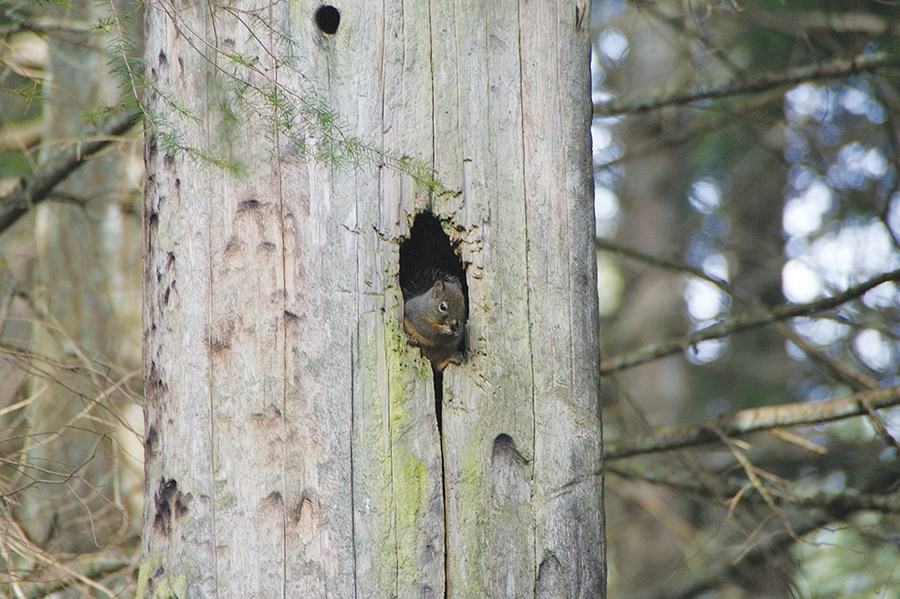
[
  {"left": 399, "top": 213, "right": 468, "bottom": 432},
  {"left": 314, "top": 5, "right": 340, "bottom": 35},
  {"left": 399, "top": 213, "right": 466, "bottom": 300}
]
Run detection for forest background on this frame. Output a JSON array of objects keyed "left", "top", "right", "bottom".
[{"left": 0, "top": 0, "right": 898, "bottom": 597}]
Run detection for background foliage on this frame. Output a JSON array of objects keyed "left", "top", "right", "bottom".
[{"left": 591, "top": 1, "right": 899, "bottom": 596}]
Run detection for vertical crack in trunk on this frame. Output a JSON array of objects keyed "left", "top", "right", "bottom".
[{"left": 434, "top": 369, "right": 449, "bottom": 599}]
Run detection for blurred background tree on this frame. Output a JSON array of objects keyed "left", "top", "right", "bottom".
[
  {"left": 1, "top": 0, "right": 143, "bottom": 596},
  {"left": 0, "top": 0, "right": 897, "bottom": 596},
  {"left": 590, "top": 0, "right": 898, "bottom": 597}
]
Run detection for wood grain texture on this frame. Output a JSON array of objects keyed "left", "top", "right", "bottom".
[
  {"left": 140, "top": 0, "right": 218, "bottom": 595},
  {"left": 520, "top": 2, "right": 605, "bottom": 596},
  {"left": 142, "top": 1, "right": 603, "bottom": 597},
  {"left": 435, "top": 0, "right": 605, "bottom": 596},
  {"left": 430, "top": 0, "right": 536, "bottom": 596}
]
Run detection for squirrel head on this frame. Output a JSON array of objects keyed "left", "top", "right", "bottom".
[{"left": 430, "top": 278, "right": 465, "bottom": 335}]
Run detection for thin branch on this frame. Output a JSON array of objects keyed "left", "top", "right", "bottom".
[
  {"left": 745, "top": 7, "right": 890, "bottom": 36},
  {"left": 608, "top": 464, "right": 900, "bottom": 514},
  {"left": 0, "top": 15, "right": 98, "bottom": 38},
  {"left": 715, "top": 427, "right": 799, "bottom": 539},
  {"left": 775, "top": 323, "right": 879, "bottom": 391},
  {"left": 595, "top": 237, "right": 729, "bottom": 292},
  {"left": 22, "top": 557, "right": 131, "bottom": 599},
  {"left": 600, "top": 268, "right": 900, "bottom": 374},
  {"left": 871, "top": 81, "right": 900, "bottom": 251},
  {"left": 658, "top": 466, "right": 900, "bottom": 599},
  {"left": 597, "top": 238, "right": 881, "bottom": 389},
  {"left": 857, "top": 399, "right": 900, "bottom": 453},
  {"left": 606, "top": 385, "right": 900, "bottom": 460},
  {"left": 593, "top": 52, "right": 894, "bottom": 117},
  {"left": 0, "top": 109, "right": 141, "bottom": 235}
]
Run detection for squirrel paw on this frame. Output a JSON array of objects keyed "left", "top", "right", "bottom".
[{"left": 433, "top": 351, "right": 464, "bottom": 372}]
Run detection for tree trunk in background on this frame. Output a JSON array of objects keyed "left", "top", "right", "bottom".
[
  {"left": 603, "top": 10, "right": 689, "bottom": 596},
  {"left": 600, "top": 13, "right": 692, "bottom": 595},
  {"left": 140, "top": 1, "right": 603, "bottom": 596},
  {"left": 21, "top": 0, "right": 143, "bottom": 552}
]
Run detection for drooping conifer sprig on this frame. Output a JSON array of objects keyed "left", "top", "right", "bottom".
[{"left": 129, "top": 0, "right": 447, "bottom": 195}]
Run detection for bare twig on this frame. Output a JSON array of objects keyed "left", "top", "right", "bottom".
[
  {"left": 600, "top": 268, "right": 900, "bottom": 374},
  {"left": 0, "top": 109, "right": 141, "bottom": 235},
  {"left": 745, "top": 7, "right": 891, "bottom": 36},
  {"left": 0, "top": 15, "right": 97, "bottom": 38},
  {"left": 774, "top": 323, "right": 879, "bottom": 391},
  {"left": 595, "top": 237, "right": 729, "bottom": 292},
  {"left": 597, "top": 239, "right": 882, "bottom": 389},
  {"left": 0, "top": 515, "right": 119, "bottom": 598},
  {"left": 607, "top": 465, "right": 900, "bottom": 514},
  {"left": 657, "top": 466, "right": 900, "bottom": 599},
  {"left": 714, "top": 427, "right": 798, "bottom": 539},
  {"left": 606, "top": 385, "right": 900, "bottom": 459},
  {"left": 857, "top": 399, "right": 900, "bottom": 453},
  {"left": 593, "top": 52, "right": 894, "bottom": 117}
]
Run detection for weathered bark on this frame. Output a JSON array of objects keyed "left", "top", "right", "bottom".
[
  {"left": 140, "top": 1, "right": 603, "bottom": 597},
  {"left": 436, "top": 1, "right": 604, "bottom": 596}
]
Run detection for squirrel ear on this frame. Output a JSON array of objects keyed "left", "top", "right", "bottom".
[{"left": 432, "top": 279, "right": 444, "bottom": 295}]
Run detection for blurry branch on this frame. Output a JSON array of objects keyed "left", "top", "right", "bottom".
[
  {"left": 0, "top": 119, "right": 43, "bottom": 150},
  {"left": 798, "top": 490, "right": 900, "bottom": 514},
  {"left": 0, "top": 14, "right": 97, "bottom": 38},
  {"left": 0, "top": 514, "right": 123, "bottom": 598},
  {"left": 0, "top": 109, "right": 141, "bottom": 235},
  {"left": 636, "top": 0, "right": 744, "bottom": 77},
  {"left": 600, "top": 268, "right": 900, "bottom": 374},
  {"left": 21, "top": 555, "right": 131, "bottom": 599},
  {"left": 2, "top": 287, "right": 144, "bottom": 442},
  {"left": 595, "top": 237, "right": 729, "bottom": 291},
  {"left": 858, "top": 397, "right": 900, "bottom": 453},
  {"left": 718, "top": 430, "right": 797, "bottom": 538},
  {"left": 593, "top": 51, "right": 893, "bottom": 117},
  {"left": 658, "top": 465, "right": 900, "bottom": 599},
  {"left": 662, "top": 515, "right": 828, "bottom": 599},
  {"left": 596, "top": 239, "right": 881, "bottom": 389},
  {"left": 872, "top": 83, "right": 900, "bottom": 251},
  {"left": 745, "top": 7, "right": 892, "bottom": 36},
  {"left": 606, "top": 385, "right": 900, "bottom": 460},
  {"left": 778, "top": 324, "right": 879, "bottom": 391},
  {"left": 595, "top": 105, "right": 737, "bottom": 171},
  {"left": 609, "top": 466, "right": 900, "bottom": 513}
]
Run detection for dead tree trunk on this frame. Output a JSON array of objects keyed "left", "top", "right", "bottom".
[{"left": 140, "top": 1, "right": 603, "bottom": 597}]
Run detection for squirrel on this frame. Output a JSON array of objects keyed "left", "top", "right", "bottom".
[{"left": 403, "top": 271, "right": 466, "bottom": 372}]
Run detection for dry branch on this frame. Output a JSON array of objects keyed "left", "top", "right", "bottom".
[
  {"left": 596, "top": 239, "right": 882, "bottom": 389},
  {"left": 611, "top": 463, "right": 900, "bottom": 514},
  {"left": 606, "top": 385, "right": 900, "bottom": 460},
  {"left": 0, "top": 109, "right": 141, "bottom": 235},
  {"left": 600, "top": 268, "right": 900, "bottom": 375},
  {"left": 595, "top": 237, "right": 728, "bottom": 291},
  {"left": 656, "top": 464, "right": 900, "bottom": 599},
  {"left": 593, "top": 52, "right": 893, "bottom": 117}
]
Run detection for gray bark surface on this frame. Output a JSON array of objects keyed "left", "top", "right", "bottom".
[{"left": 141, "top": 1, "right": 603, "bottom": 597}]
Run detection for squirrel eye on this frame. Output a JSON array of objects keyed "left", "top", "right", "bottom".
[{"left": 439, "top": 302, "right": 448, "bottom": 312}]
